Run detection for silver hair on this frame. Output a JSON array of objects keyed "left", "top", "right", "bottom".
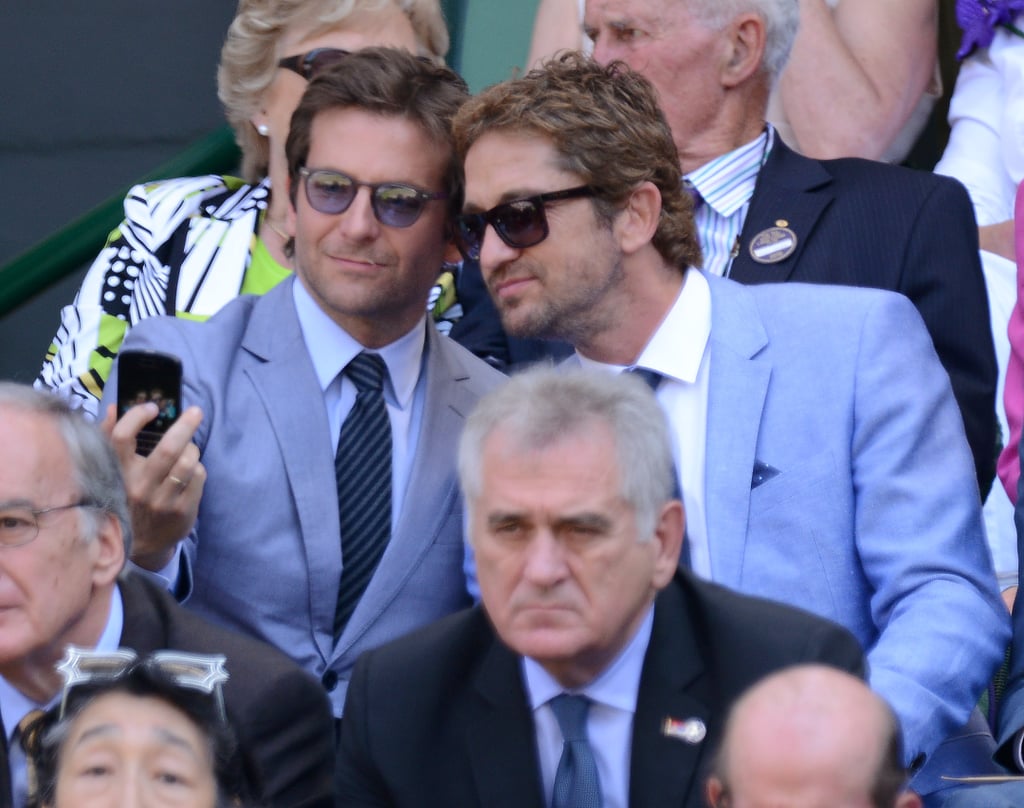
[
  {"left": 0, "top": 383, "right": 131, "bottom": 555},
  {"left": 457, "top": 367, "right": 677, "bottom": 541},
  {"left": 217, "top": 0, "right": 450, "bottom": 182},
  {"left": 689, "top": 0, "right": 800, "bottom": 84}
]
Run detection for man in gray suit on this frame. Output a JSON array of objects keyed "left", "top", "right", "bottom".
[{"left": 101, "top": 48, "right": 505, "bottom": 717}]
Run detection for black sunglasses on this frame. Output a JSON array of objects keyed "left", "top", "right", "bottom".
[
  {"left": 278, "top": 47, "right": 351, "bottom": 80},
  {"left": 454, "top": 186, "right": 596, "bottom": 261},
  {"left": 300, "top": 168, "right": 447, "bottom": 228}
]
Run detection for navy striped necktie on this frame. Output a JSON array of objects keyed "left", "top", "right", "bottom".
[{"left": 333, "top": 352, "right": 392, "bottom": 641}]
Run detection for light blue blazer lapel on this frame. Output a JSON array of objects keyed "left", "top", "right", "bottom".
[
  {"left": 334, "top": 325, "right": 474, "bottom": 655},
  {"left": 703, "top": 273, "right": 771, "bottom": 587},
  {"left": 239, "top": 279, "right": 340, "bottom": 664}
]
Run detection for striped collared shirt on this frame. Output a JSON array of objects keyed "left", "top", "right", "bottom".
[{"left": 685, "top": 126, "right": 774, "bottom": 277}]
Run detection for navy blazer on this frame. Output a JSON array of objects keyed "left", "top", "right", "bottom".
[{"left": 337, "top": 571, "right": 865, "bottom": 808}]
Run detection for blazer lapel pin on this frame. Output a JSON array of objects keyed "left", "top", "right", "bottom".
[
  {"left": 748, "top": 219, "right": 797, "bottom": 264},
  {"left": 662, "top": 716, "right": 706, "bottom": 744}
]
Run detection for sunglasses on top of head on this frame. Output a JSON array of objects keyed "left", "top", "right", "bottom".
[
  {"left": 454, "top": 186, "right": 596, "bottom": 261},
  {"left": 299, "top": 168, "right": 448, "bottom": 228},
  {"left": 278, "top": 47, "right": 351, "bottom": 80},
  {"left": 278, "top": 48, "right": 436, "bottom": 81}
]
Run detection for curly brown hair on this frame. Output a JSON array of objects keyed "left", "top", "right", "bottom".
[{"left": 453, "top": 53, "right": 701, "bottom": 271}]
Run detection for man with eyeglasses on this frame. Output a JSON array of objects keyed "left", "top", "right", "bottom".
[
  {"left": 453, "top": 54, "right": 1008, "bottom": 806},
  {"left": 0, "top": 382, "right": 335, "bottom": 808},
  {"left": 100, "top": 48, "right": 505, "bottom": 723}
]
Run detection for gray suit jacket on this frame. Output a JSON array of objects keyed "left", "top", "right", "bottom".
[{"left": 107, "top": 277, "right": 506, "bottom": 714}]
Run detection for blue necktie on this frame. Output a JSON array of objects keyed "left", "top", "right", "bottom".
[
  {"left": 333, "top": 352, "right": 392, "bottom": 640},
  {"left": 550, "top": 694, "right": 602, "bottom": 808}
]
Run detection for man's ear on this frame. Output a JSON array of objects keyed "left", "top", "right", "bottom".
[
  {"left": 614, "top": 181, "right": 661, "bottom": 256},
  {"left": 721, "top": 13, "right": 766, "bottom": 89},
  {"left": 651, "top": 498, "right": 685, "bottom": 588},
  {"left": 705, "top": 776, "right": 725, "bottom": 807},
  {"left": 443, "top": 221, "right": 463, "bottom": 264},
  {"left": 90, "top": 513, "right": 126, "bottom": 587},
  {"left": 896, "top": 792, "right": 924, "bottom": 808},
  {"left": 285, "top": 175, "right": 297, "bottom": 236}
]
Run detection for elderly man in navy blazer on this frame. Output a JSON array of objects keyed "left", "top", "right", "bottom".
[
  {"left": 453, "top": 54, "right": 1008, "bottom": 805},
  {"left": 338, "top": 367, "right": 866, "bottom": 807},
  {"left": 100, "top": 49, "right": 505, "bottom": 718}
]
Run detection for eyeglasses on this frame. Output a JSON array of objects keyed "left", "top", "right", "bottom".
[
  {"left": 454, "top": 186, "right": 597, "bottom": 261},
  {"left": 299, "top": 168, "right": 447, "bottom": 228},
  {"left": 56, "top": 646, "right": 230, "bottom": 721},
  {"left": 0, "top": 500, "right": 98, "bottom": 549},
  {"left": 278, "top": 47, "right": 351, "bottom": 80}
]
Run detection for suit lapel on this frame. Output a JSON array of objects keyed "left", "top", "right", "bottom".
[
  {"left": 630, "top": 580, "right": 713, "bottom": 808},
  {"left": 729, "top": 139, "right": 833, "bottom": 283},
  {"left": 468, "top": 637, "right": 546, "bottom": 808},
  {"left": 118, "top": 575, "right": 166, "bottom": 655},
  {"left": 240, "top": 280, "right": 340, "bottom": 664},
  {"left": 334, "top": 326, "right": 475, "bottom": 655},
  {"left": 703, "top": 275, "right": 771, "bottom": 586}
]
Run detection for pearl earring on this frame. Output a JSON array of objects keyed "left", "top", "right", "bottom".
[{"left": 257, "top": 124, "right": 270, "bottom": 136}]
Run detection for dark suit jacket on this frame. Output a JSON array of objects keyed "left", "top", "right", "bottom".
[
  {"left": 117, "top": 573, "right": 336, "bottom": 808},
  {"left": 336, "top": 571, "right": 865, "bottom": 807},
  {"left": 730, "top": 138, "right": 997, "bottom": 493},
  {"left": 0, "top": 574, "right": 335, "bottom": 808}
]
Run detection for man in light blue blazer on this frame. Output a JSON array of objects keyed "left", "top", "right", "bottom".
[
  {"left": 100, "top": 49, "right": 505, "bottom": 717},
  {"left": 453, "top": 54, "right": 1009, "bottom": 804}
]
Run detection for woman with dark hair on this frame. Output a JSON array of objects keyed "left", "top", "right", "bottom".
[{"left": 22, "top": 647, "right": 264, "bottom": 808}]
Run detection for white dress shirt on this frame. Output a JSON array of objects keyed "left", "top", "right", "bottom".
[
  {"left": 578, "top": 270, "right": 714, "bottom": 577},
  {"left": 523, "top": 607, "right": 654, "bottom": 808}
]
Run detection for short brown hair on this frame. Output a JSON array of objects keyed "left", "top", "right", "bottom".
[
  {"left": 218, "top": 0, "right": 450, "bottom": 182},
  {"left": 453, "top": 53, "right": 701, "bottom": 271},
  {"left": 286, "top": 47, "right": 469, "bottom": 217}
]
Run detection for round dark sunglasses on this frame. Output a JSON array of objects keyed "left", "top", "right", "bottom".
[
  {"left": 454, "top": 186, "right": 596, "bottom": 261},
  {"left": 300, "top": 168, "right": 448, "bottom": 228},
  {"left": 278, "top": 47, "right": 351, "bottom": 80}
]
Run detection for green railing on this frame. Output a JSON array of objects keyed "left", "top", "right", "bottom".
[
  {"left": 0, "top": 0, "right": 540, "bottom": 319},
  {"left": 0, "top": 127, "right": 241, "bottom": 318}
]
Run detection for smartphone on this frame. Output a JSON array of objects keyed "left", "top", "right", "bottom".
[{"left": 116, "top": 350, "right": 183, "bottom": 456}]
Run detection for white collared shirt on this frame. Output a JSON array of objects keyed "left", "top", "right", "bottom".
[
  {"left": 1, "top": 586, "right": 125, "bottom": 808},
  {"left": 523, "top": 606, "right": 654, "bottom": 808},
  {"left": 577, "top": 270, "right": 713, "bottom": 577},
  {"left": 686, "top": 127, "right": 774, "bottom": 278},
  {"left": 292, "top": 279, "right": 427, "bottom": 531}
]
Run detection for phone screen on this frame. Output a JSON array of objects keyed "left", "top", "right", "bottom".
[{"left": 116, "top": 350, "right": 183, "bottom": 456}]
